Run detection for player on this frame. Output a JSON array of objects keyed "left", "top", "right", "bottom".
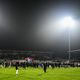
[
  {"left": 43, "top": 62, "right": 47, "bottom": 73},
  {"left": 15, "top": 62, "right": 19, "bottom": 75}
]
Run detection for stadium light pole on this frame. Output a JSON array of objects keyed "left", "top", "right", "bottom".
[{"left": 61, "top": 16, "right": 75, "bottom": 63}]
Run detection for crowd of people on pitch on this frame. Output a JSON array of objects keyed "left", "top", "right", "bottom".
[
  {"left": 0, "top": 61, "right": 80, "bottom": 68},
  {"left": 0, "top": 61, "right": 80, "bottom": 74},
  {"left": 12, "top": 62, "right": 80, "bottom": 74}
]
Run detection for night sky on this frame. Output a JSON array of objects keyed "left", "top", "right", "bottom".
[{"left": 0, "top": 0, "right": 80, "bottom": 53}]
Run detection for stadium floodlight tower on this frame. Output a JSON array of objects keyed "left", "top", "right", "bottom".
[{"left": 61, "top": 16, "right": 75, "bottom": 63}]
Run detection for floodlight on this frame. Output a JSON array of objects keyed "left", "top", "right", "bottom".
[{"left": 61, "top": 16, "right": 75, "bottom": 28}]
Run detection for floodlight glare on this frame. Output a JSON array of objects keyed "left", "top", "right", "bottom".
[{"left": 61, "top": 16, "right": 75, "bottom": 28}]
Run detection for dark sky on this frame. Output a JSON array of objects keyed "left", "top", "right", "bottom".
[{"left": 0, "top": 0, "right": 80, "bottom": 53}]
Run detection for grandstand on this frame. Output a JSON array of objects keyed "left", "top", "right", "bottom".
[{"left": 0, "top": 49, "right": 80, "bottom": 68}]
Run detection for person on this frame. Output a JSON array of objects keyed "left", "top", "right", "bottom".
[
  {"left": 43, "top": 62, "right": 47, "bottom": 73},
  {"left": 23, "top": 62, "right": 26, "bottom": 69},
  {"left": 15, "top": 62, "right": 19, "bottom": 75}
]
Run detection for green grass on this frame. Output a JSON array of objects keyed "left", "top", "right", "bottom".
[{"left": 0, "top": 67, "right": 80, "bottom": 80}]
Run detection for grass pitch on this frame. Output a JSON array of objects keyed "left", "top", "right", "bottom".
[{"left": 0, "top": 67, "right": 80, "bottom": 80}]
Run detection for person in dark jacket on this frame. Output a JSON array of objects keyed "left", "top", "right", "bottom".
[
  {"left": 15, "top": 62, "right": 19, "bottom": 75},
  {"left": 43, "top": 62, "right": 47, "bottom": 73}
]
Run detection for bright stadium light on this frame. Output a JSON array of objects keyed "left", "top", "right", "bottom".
[
  {"left": 60, "top": 16, "right": 75, "bottom": 29},
  {"left": 61, "top": 16, "right": 75, "bottom": 63},
  {"left": 63, "top": 16, "right": 73, "bottom": 26}
]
